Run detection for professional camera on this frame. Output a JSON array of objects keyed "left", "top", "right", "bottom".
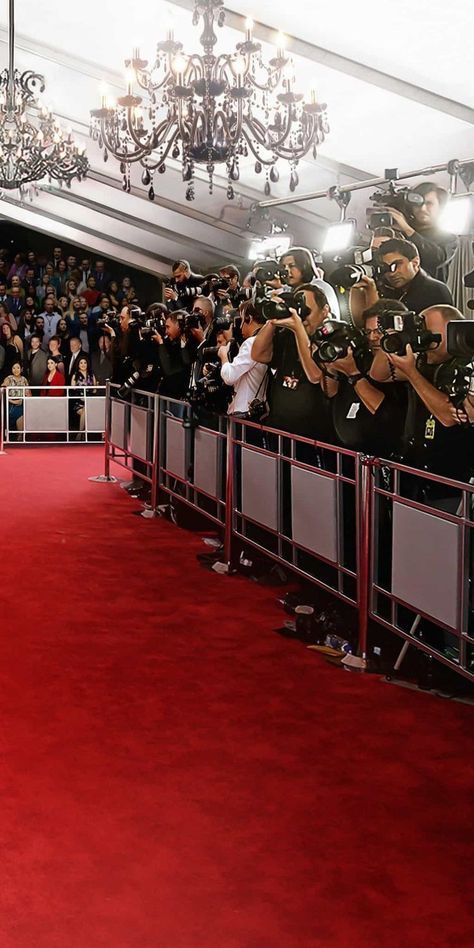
[
  {"left": 96, "top": 309, "right": 120, "bottom": 331},
  {"left": 328, "top": 256, "right": 396, "bottom": 292},
  {"left": 447, "top": 320, "right": 474, "bottom": 358},
  {"left": 312, "top": 319, "right": 367, "bottom": 364},
  {"left": 165, "top": 276, "right": 205, "bottom": 300},
  {"left": 449, "top": 364, "right": 474, "bottom": 409},
  {"left": 257, "top": 290, "right": 310, "bottom": 322},
  {"left": 190, "top": 338, "right": 239, "bottom": 410},
  {"left": 378, "top": 311, "right": 442, "bottom": 356},
  {"left": 254, "top": 261, "right": 287, "bottom": 284},
  {"left": 367, "top": 183, "right": 424, "bottom": 229}
]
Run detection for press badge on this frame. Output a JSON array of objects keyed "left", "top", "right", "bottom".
[
  {"left": 425, "top": 416, "right": 436, "bottom": 440},
  {"left": 347, "top": 402, "right": 360, "bottom": 419}
]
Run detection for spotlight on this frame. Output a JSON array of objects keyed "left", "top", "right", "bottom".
[
  {"left": 322, "top": 219, "right": 356, "bottom": 253},
  {"left": 248, "top": 235, "right": 292, "bottom": 259},
  {"left": 439, "top": 194, "right": 473, "bottom": 235}
]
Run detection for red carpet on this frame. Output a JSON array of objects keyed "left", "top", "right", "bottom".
[{"left": 0, "top": 446, "right": 473, "bottom": 947}]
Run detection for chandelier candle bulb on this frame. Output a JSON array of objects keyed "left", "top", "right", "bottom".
[{"left": 245, "top": 18, "right": 253, "bottom": 42}]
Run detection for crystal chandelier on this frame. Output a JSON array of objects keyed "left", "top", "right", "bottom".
[
  {"left": 91, "top": 0, "right": 329, "bottom": 201},
  {"left": 0, "top": 0, "right": 88, "bottom": 190}
]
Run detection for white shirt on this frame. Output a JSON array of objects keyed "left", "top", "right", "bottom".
[{"left": 221, "top": 336, "right": 268, "bottom": 415}]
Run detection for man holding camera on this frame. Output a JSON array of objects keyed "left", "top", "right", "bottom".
[
  {"left": 164, "top": 259, "right": 206, "bottom": 313},
  {"left": 153, "top": 311, "right": 194, "bottom": 400},
  {"left": 380, "top": 182, "right": 457, "bottom": 281},
  {"left": 352, "top": 239, "right": 453, "bottom": 317},
  {"left": 218, "top": 302, "right": 267, "bottom": 416},
  {"left": 326, "top": 300, "right": 409, "bottom": 456},
  {"left": 252, "top": 284, "right": 335, "bottom": 440},
  {"left": 372, "top": 305, "right": 472, "bottom": 489}
]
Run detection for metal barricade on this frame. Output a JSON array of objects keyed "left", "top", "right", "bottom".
[
  {"left": 157, "top": 397, "right": 229, "bottom": 534},
  {"left": 105, "top": 382, "right": 160, "bottom": 505},
  {"left": 369, "top": 458, "right": 474, "bottom": 681},
  {"left": 229, "top": 417, "right": 361, "bottom": 608},
  {"left": 2, "top": 384, "right": 106, "bottom": 443}
]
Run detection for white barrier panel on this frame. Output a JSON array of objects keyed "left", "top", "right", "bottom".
[
  {"left": 24, "top": 397, "right": 68, "bottom": 432},
  {"left": 110, "top": 399, "right": 127, "bottom": 449},
  {"left": 85, "top": 397, "right": 106, "bottom": 432},
  {"left": 291, "top": 467, "right": 339, "bottom": 564},
  {"left": 130, "top": 405, "right": 151, "bottom": 461},
  {"left": 391, "top": 502, "right": 460, "bottom": 629}
]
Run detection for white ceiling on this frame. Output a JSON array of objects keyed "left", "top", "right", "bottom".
[{"left": 0, "top": 0, "right": 472, "bottom": 273}]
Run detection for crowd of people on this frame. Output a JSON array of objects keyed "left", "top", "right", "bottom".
[{"left": 0, "top": 246, "right": 129, "bottom": 434}]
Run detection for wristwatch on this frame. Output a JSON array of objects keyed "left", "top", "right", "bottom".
[{"left": 347, "top": 373, "right": 365, "bottom": 386}]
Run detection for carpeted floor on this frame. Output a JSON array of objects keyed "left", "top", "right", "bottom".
[{"left": 0, "top": 445, "right": 473, "bottom": 948}]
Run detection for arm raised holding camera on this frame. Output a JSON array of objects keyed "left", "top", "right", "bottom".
[{"left": 387, "top": 345, "right": 458, "bottom": 427}]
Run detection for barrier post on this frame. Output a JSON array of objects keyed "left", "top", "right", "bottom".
[
  {"left": 356, "top": 455, "right": 376, "bottom": 666},
  {"left": 150, "top": 393, "right": 160, "bottom": 512},
  {"left": 0, "top": 387, "right": 5, "bottom": 455},
  {"left": 223, "top": 417, "right": 234, "bottom": 568},
  {"left": 89, "top": 380, "right": 118, "bottom": 483}
]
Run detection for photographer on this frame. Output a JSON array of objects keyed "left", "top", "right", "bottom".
[
  {"left": 164, "top": 259, "right": 206, "bottom": 313},
  {"left": 375, "top": 239, "right": 453, "bottom": 313},
  {"left": 379, "top": 305, "right": 472, "bottom": 489},
  {"left": 326, "top": 300, "right": 409, "bottom": 457},
  {"left": 280, "top": 246, "right": 340, "bottom": 317},
  {"left": 252, "top": 284, "right": 335, "bottom": 441},
  {"left": 153, "top": 311, "right": 194, "bottom": 400},
  {"left": 379, "top": 182, "right": 457, "bottom": 281},
  {"left": 218, "top": 302, "right": 267, "bottom": 416}
]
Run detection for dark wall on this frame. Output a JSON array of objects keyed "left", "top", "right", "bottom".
[{"left": 0, "top": 221, "right": 162, "bottom": 306}]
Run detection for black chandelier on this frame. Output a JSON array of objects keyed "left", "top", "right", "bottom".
[
  {"left": 0, "top": 0, "right": 88, "bottom": 190},
  {"left": 90, "top": 0, "right": 329, "bottom": 201}
]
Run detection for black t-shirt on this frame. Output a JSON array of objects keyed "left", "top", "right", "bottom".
[
  {"left": 391, "top": 269, "right": 453, "bottom": 314},
  {"left": 267, "top": 329, "right": 334, "bottom": 441},
  {"left": 409, "top": 229, "right": 457, "bottom": 282},
  {"left": 404, "top": 358, "right": 473, "bottom": 481},
  {"left": 332, "top": 377, "right": 408, "bottom": 456}
]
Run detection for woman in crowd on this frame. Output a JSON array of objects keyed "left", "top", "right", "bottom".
[
  {"left": 2, "top": 359, "right": 31, "bottom": 434},
  {"left": 0, "top": 322, "right": 24, "bottom": 380},
  {"left": 36, "top": 273, "right": 52, "bottom": 307},
  {"left": 70, "top": 355, "right": 97, "bottom": 436},
  {"left": 107, "top": 280, "right": 120, "bottom": 309},
  {"left": 47, "top": 335, "right": 65, "bottom": 376},
  {"left": 7, "top": 253, "right": 27, "bottom": 283},
  {"left": 56, "top": 317, "right": 71, "bottom": 357},
  {"left": 65, "top": 278, "right": 78, "bottom": 301},
  {"left": 57, "top": 295, "right": 69, "bottom": 315},
  {"left": 56, "top": 259, "right": 68, "bottom": 292},
  {"left": 0, "top": 302, "right": 18, "bottom": 333},
  {"left": 41, "top": 356, "right": 65, "bottom": 396}
]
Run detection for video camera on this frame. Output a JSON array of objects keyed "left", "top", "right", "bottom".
[
  {"left": 378, "top": 311, "right": 442, "bottom": 356},
  {"left": 367, "top": 182, "right": 424, "bottom": 229},
  {"left": 253, "top": 261, "right": 287, "bottom": 285},
  {"left": 312, "top": 319, "right": 367, "bottom": 364}
]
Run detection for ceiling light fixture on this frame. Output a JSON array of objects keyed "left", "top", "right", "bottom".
[
  {"left": 0, "top": 0, "right": 88, "bottom": 191},
  {"left": 91, "top": 0, "right": 328, "bottom": 202}
]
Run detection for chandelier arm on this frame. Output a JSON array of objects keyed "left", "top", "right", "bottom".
[
  {"left": 140, "top": 129, "right": 180, "bottom": 170},
  {"left": 98, "top": 123, "right": 150, "bottom": 163},
  {"left": 246, "top": 70, "right": 282, "bottom": 93},
  {"left": 240, "top": 131, "right": 276, "bottom": 166}
]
